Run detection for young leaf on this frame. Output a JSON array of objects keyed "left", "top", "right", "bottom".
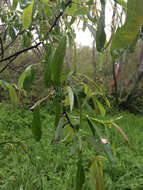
[
  {"left": 96, "top": 0, "right": 106, "bottom": 52},
  {"left": 32, "top": 106, "right": 42, "bottom": 141},
  {"left": 18, "top": 65, "right": 35, "bottom": 91},
  {"left": 96, "top": 99, "right": 106, "bottom": 117},
  {"left": 67, "top": 86, "right": 74, "bottom": 111},
  {"left": 9, "top": 84, "right": 18, "bottom": 104},
  {"left": 22, "top": 1, "right": 34, "bottom": 30},
  {"left": 76, "top": 154, "right": 85, "bottom": 190},
  {"left": 51, "top": 36, "right": 67, "bottom": 86},
  {"left": 111, "top": 0, "right": 143, "bottom": 60}
]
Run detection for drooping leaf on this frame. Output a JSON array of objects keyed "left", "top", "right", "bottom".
[
  {"left": 18, "top": 65, "right": 35, "bottom": 91},
  {"left": 128, "top": 31, "right": 140, "bottom": 53},
  {"left": 87, "top": 117, "right": 116, "bottom": 166},
  {"left": 96, "top": 0, "right": 106, "bottom": 52},
  {"left": 96, "top": 99, "right": 106, "bottom": 117},
  {"left": 8, "top": 25, "right": 16, "bottom": 41},
  {"left": 76, "top": 154, "right": 85, "bottom": 190},
  {"left": 55, "top": 117, "right": 64, "bottom": 143},
  {"left": 12, "top": 0, "right": 18, "bottom": 10},
  {"left": 22, "top": 1, "right": 34, "bottom": 30},
  {"left": 0, "top": 80, "right": 9, "bottom": 89},
  {"left": 89, "top": 157, "right": 105, "bottom": 190},
  {"left": 51, "top": 36, "right": 67, "bottom": 86},
  {"left": 112, "top": 122, "right": 130, "bottom": 146},
  {"left": 67, "top": 86, "right": 74, "bottom": 111},
  {"left": 9, "top": 84, "right": 18, "bottom": 104},
  {"left": 62, "top": 125, "right": 74, "bottom": 142},
  {"left": 32, "top": 106, "right": 42, "bottom": 141},
  {"left": 54, "top": 101, "right": 61, "bottom": 128},
  {"left": 43, "top": 44, "right": 53, "bottom": 87},
  {"left": 111, "top": 0, "right": 143, "bottom": 60},
  {"left": 87, "top": 24, "right": 96, "bottom": 41},
  {"left": 22, "top": 32, "right": 32, "bottom": 48}
]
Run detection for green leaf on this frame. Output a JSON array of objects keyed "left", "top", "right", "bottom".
[
  {"left": 62, "top": 125, "right": 74, "bottom": 142},
  {"left": 22, "top": 1, "right": 34, "bottom": 30},
  {"left": 111, "top": 0, "right": 143, "bottom": 60},
  {"left": 89, "top": 157, "right": 105, "bottom": 190},
  {"left": 9, "top": 25, "right": 16, "bottom": 41},
  {"left": 51, "top": 36, "right": 67, "bottom": 86},
  {"left": 96, "top": 0, "right": 106, "bottom": 52},
  {"left": 74, "top": 7, "right": 89, "bottom": 16},
  {"left": 0, "top": 80, "right": 9, "bottom": 89},
  {"left": 12, "top": 0, "right": 18, "bottom": 10},
  {"left": 67, "top": 86, "right": 74, "bottom": 111},
  {"left": 22, "top": 32, "right": 32, "bottom": 48},
  {"left": 76, "top": 154, "right": 85, "bottom": 190},
  {"left": 87, "top": 24, "right": 96, "bottom": 41},
  {"left": 18, "top": 65, "right": 35, "bottom": 91},
  {"left": 54, "top": 101, "right": 61, "bottom": 128},
  {"left": 32, "top": 106, "right": 42, "bottom": 141},
  {"left": 55, "top": 117, "right": 64, "bottom": 142},
  {"left": 87, "top": 118, "right": 116, "bottom": 166},
  {"left": 9, "top": 84, "right": 18, "bottom": 104},
  {"left": 96, "top": 99, "right": 106, "bottom": 117},
  {"left": 43, "top": 44, "right": 53, "bottom": 87}
]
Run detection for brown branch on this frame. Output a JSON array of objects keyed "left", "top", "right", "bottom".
[
  {"left": 64, "top": 111, "right": 74, "bottom": 130},
  {"left": 0, "top": 0, "right": 72, "bottom": 64},
  {"left": 0, "top": 55, "right": 18, "bottom": 74},
  {"left": 0, "top": 137, "right": 32, "bottom": 146},
  {"left": 0, "top": 37, "right": 4, "bottom": 59}
]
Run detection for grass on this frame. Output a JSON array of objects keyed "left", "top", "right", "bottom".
[{"left": 0, "top": 103, "right": 143, "bottom": 189}]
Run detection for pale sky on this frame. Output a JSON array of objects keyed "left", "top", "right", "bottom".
[{"left": 75, "top": 1, "right": 123, "bottom": 46}]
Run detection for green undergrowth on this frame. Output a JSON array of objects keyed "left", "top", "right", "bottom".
[{"left": 0, "top": 103, "right": 143, "bottom": 190}]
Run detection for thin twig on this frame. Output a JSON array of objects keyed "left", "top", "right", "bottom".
[{"left": 0, "top": 0, "right": 72, "bottom": 64}]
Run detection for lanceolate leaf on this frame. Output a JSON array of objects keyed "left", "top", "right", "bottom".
[
  {"left": 96, "top": 99, "right": 106, "bottom": 117},
  {"left": 89, "top": 157, "right": 105, "bottom": 190},
  {"left": 9, "top": 84, "right": 18, "bottom": 104},
  {"left": 43, "top": 44, "right": 53, "bottom": 87},
  {"left": 18, "top": 65, "right": 35, "bottom": 91},
  {"left": 22, "top": 1, "right": 34, "bottom": 29},
  {"left": 51, "top": 36, "right": 67, "bottom": 86},
  {"left": 111, "top": 0, "right": 143, "bottom": 60},
  {"left": 67, "top": 86, "right": 74, "bottom": 111},
  {"left": 87, "top": 118, "right": 116, "bottom": 166},
  {"left": 0, "top": 80, "right": 9, "bottom": 89},
  {"left": 12, "top": 0, "right": 18, "bottom": 10},
  {"left": 32, "top": 106, "right": 42, "bottom": 141},
  {"left": 96, "top": 0, "right": 106, "bottom": 52},
  {"left": 87, "top": 24, "right": 96, "bottom": 41},
  {"left": 76, "top": 154, "right": 85, "bottom": 190}
]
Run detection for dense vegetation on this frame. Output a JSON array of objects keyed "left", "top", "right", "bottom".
[
  {"left": 0, "top": 0, "right": 143, "bottom": 189},
  {"left": 0, "top": 104, "right": 143, "bottom": 189}
]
